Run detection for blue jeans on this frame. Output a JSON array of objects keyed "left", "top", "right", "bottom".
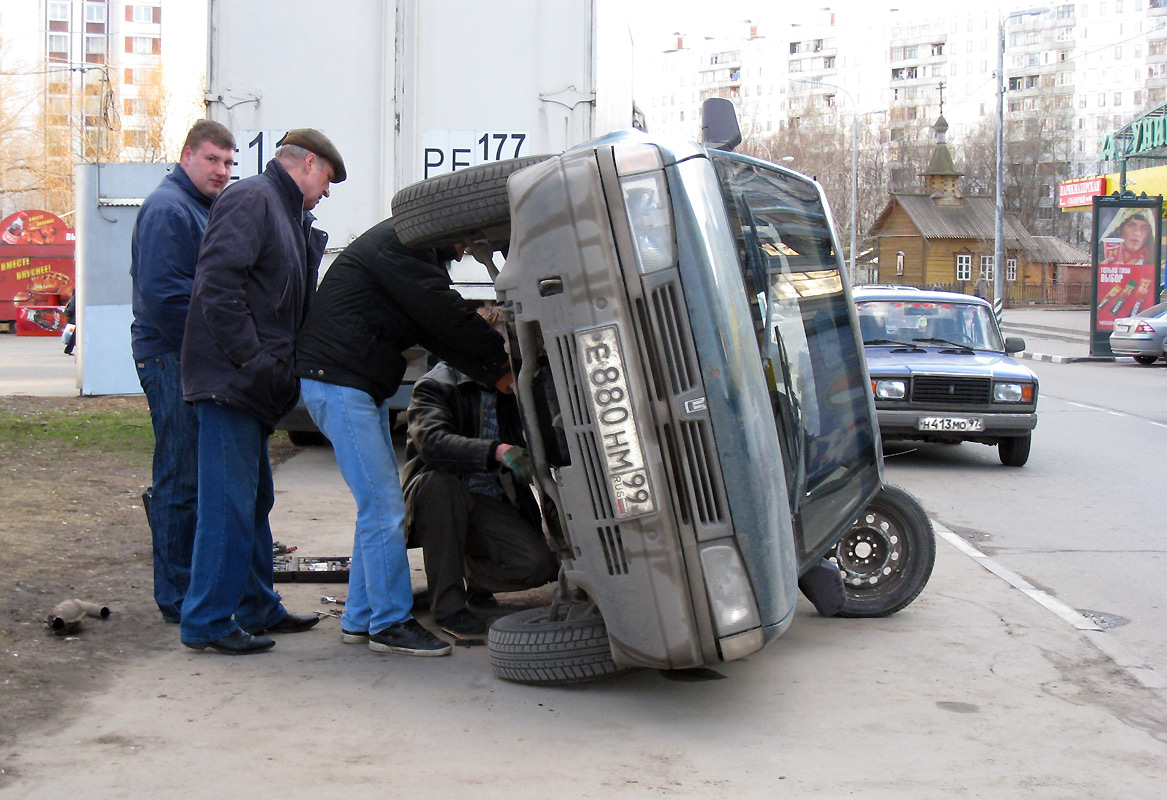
[
  {"left": 135, "top": 351, "right": 198, "bottom": 622},
  {"left": 301, "top": 379, "right": 414, "bottom": 634},
  {"left": 180, "top": 401, "right": 286, "bottom": 643}
]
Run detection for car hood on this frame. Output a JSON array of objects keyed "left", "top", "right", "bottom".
[{"left": 863, "top": 347, "right": 1036, "bottom": 381}]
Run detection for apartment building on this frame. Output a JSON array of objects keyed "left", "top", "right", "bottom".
[{"left": 639, "top": 2, "right": 1167, "bottom": 235}]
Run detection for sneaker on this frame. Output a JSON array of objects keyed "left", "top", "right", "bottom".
[
  {"left": 368, "top": 618, "right": 451, "bottom": 657},
  {"left": 341, "top": 629, "right": 369, "bottom": 644},
  {"left": 436, "top": 608, "right": 487, "bottom": 639}
]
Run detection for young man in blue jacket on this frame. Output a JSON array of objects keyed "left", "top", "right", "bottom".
[
  {"left": 130, "top": 120, "right": 234, "bottom": 625},
  {"left": 180, "top": 129, "right": 345, "bottom": 655}
]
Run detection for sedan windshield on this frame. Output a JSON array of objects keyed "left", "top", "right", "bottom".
[{"left": 855, "top": 299, "right": 1004, "bottom": 351}]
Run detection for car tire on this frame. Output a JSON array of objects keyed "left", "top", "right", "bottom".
[
  {"left": 998, "top": 432, "right": 1031, "bottom": 467},
  {"left": 832, "top": 485, "right": 936, "bottom": 618},
  {"left": 390, "top": 155, "right": 551, "bottom": 249},
  {"left": 487, "top": 604, "right": 626, "bottom": 685},
  {"left": 1134, "top": 355, "right": 1159, "bottom": 365}
]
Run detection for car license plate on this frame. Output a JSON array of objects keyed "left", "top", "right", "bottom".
[
  {"left": 577, "top": 325, "right": 656, "bottom": 519},
  {"left": 918, "top": 417, "right": 984, "bottom": 432}
]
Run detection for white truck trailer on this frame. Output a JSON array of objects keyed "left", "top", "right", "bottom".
[{"left": 75, "top": 0, "right": 636, "bottom": 399}]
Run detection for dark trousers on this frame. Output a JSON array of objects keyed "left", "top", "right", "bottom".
[
  {"left": 135, "top": 351, "right": 198, "bottom": 622},
  {"left": 407, "top": 471, "right": 558, "bottom": 620}
]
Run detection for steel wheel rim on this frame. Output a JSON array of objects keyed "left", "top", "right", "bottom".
[{"left": 832, "top": 510, "right": 904, "bottom": 588}]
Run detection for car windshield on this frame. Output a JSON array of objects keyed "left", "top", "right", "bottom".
[
  {"left": 711, "top": 153, "right": 877, "bottom": 560},
  {"left": 855, "top": 299, "right": 1004, "bottom": 350}
]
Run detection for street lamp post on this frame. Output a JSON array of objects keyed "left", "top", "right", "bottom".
[{"left": 995, "top": 6, "right": 1049, "bottom": 322}]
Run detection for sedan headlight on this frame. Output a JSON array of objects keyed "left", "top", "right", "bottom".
[
  {"left": 620, "top": 171, "right": 675, "bottom": 275},
  {"left": 993, "top": 382, "right": 1035, "bottom": 403},
  {"left": 872, "top": 378, "right": 907, "bottom": 400},
  {"left": 700, "top": 543, "right": 761, "bottom": 636}
]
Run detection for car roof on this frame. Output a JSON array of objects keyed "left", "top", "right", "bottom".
[{"left": 853, "top": 285, "right": 991, "bottom": 308}]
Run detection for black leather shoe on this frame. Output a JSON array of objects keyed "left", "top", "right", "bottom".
[
  {"left": 247, "top": 611, "right": 321, "bottom": 635},
  {"left": 183, "top": 629, "right": 275, "bottom": 655}
]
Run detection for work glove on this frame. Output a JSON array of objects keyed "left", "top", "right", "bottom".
[{"left": 498, "top": 446, "right": 534, "bottom": 482}]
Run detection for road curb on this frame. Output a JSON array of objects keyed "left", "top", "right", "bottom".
[{"left": 1018, "top": 351, "right": 1125, "bottom": 364}]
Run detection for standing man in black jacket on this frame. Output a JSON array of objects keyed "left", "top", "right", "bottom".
[
  {"left": 180, "top": 129, "right": 344, "bottom": 656},
  {"left": 295, "top": 218, "right": 511, "bottom": 657}
]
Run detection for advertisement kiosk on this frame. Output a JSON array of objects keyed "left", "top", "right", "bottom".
[
  {"left": 0, "top": 210, "right": 76, "bottom": 335},
  {"left": 1090, "top": 194, "right": 1163, "bottom": 356}
]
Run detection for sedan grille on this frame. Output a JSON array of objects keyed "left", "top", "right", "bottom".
[{"left": 911, "top": 375, "right": 991, "bottom": 405}]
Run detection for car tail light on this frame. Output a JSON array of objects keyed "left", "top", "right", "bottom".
[{"left": 1134, "top": 321, "right": 1155, "bottom": 333}]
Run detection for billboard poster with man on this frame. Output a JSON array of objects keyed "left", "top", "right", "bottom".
[{"left": 1090, "top": 195, "right": 1163, "bottom": 356}]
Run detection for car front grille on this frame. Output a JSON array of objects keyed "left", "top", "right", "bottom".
[
  {"left": 637, "top": 280, "right": 726, "bottom": 527},
  {"left": 911, "top": 375, "right": 992, "bottom": 405}
]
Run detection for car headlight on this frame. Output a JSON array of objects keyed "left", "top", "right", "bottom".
[
  {"left": 993, "top": 382, "right": 1034, "bottom": 403},
  {"left": 620, "top": 170, "right": 675, "bottom": 275},
  {"left": 700, "top": 543, "right": 761, "bottom": 636},
  {"left": 872, "top": 378, "right": 907, "bottom": 400}
]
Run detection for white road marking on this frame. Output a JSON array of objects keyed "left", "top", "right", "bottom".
[{"left": 933, "top": 521, "right": 1166, "bottom": 691}]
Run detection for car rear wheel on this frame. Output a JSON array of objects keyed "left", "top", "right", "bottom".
[
  {"left": 1134, "top": 354, "right": 1159, "bottom": 365},
  {"left": 998, "top": 432, "right": 1031, "bottom": 467},
  {"left": 487, "top": 602, "right": 626, "bottom": 685},
  {"left": 832, "top": 485, "right": 935, "bottom": 618},
  {"left": 390, "top": 156, "right": 551, "bottom": 249}
]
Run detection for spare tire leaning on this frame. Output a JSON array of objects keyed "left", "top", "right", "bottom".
[{"left": 390, "top": 155, "right": 552, "bottom": 250}]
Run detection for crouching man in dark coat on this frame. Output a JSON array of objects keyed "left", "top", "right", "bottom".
[{"left": 402, "top": 308, "right": 558, "bottom": 639}]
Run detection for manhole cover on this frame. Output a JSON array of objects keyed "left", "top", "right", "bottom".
[{"left": 1077, "top": 609, "right": 1129, "bottom": 630}]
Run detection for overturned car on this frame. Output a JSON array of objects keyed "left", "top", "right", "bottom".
[{"left": 391, "top": 100, "right": 934, "bottom": 684}]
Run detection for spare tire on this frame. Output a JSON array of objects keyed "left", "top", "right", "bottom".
[{"left": 390, "top": 155, "right": 551, "bottom": 249}]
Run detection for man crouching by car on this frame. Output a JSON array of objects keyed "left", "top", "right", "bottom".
[{"left": 402, "top": 306, "right": 559, "bottom": 639}]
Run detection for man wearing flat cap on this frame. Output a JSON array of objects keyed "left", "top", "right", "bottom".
[{"left": 179, "top": 128, "right": 344, "bottom": 655}]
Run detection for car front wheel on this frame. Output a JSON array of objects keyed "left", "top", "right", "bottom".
[
  {"left": 487, "top": 601, "right": 626, "bottom": 685},
  {"left": 832, "top": 485, "right": 936, "bottom": 618},
  {"left": 998, "top": 432, "right": 1031, "bottom": 467}
]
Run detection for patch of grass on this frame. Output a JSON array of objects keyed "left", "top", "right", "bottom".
[{"left": 0, "top": 397, "right": 154, "bottom": 456}]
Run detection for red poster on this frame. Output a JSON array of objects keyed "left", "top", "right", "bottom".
[
  {"left": 0, "top": 210, "right": 75, "bottom": 322},
  {"left": 1093, "top": 206, "right": 1159, "bottom": 331}
]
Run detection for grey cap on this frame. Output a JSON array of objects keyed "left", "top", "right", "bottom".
[{"left": 276, "top": 128, "right": 346, "bottom": 182}]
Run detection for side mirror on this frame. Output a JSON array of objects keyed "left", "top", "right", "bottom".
[
  {"left": 1004, "top": 336, "right": 1025, "bottom": 355},
  {"left": 701, "top": 98, "right": 742, "bottom": 152}
]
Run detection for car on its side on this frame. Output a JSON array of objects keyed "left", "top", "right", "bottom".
[
  {"left": 854, "top": 286, "right": 1038, "bottom": 467},
  {"left": 1109, "top": 301, "right": 1167, "bottom": 365}
]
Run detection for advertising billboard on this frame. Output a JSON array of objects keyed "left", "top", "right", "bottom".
[
  {"left": 1090, "top": 195, "right": 1163, "bottom": 356},
  {"left": 0, "top": 209, "right": 76, "bottom": 325}
]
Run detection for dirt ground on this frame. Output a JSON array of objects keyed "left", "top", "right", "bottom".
[{"left": 0, "top": 395, "right": 301, "bottom": 757}]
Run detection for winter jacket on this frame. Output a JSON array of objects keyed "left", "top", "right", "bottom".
[
  {"left": 294, "top": 217, "right": 509, "bottom": 403},
  {"left": 401, "top": 363, "right": 539, "bottom": 543},
  {"left": 181, "top": 159, "right": 327, "bottom": 427},
  {"left": 129, "top": 166, "right": 214, "bottom": 359}
]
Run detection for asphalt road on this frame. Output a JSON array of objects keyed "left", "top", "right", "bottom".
[
  {"left": 883, "top": 355, "right": 1167, "bottom": 681},
  {"left": 3, "top": 318, "right": 1167, "bottom": 796}
]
